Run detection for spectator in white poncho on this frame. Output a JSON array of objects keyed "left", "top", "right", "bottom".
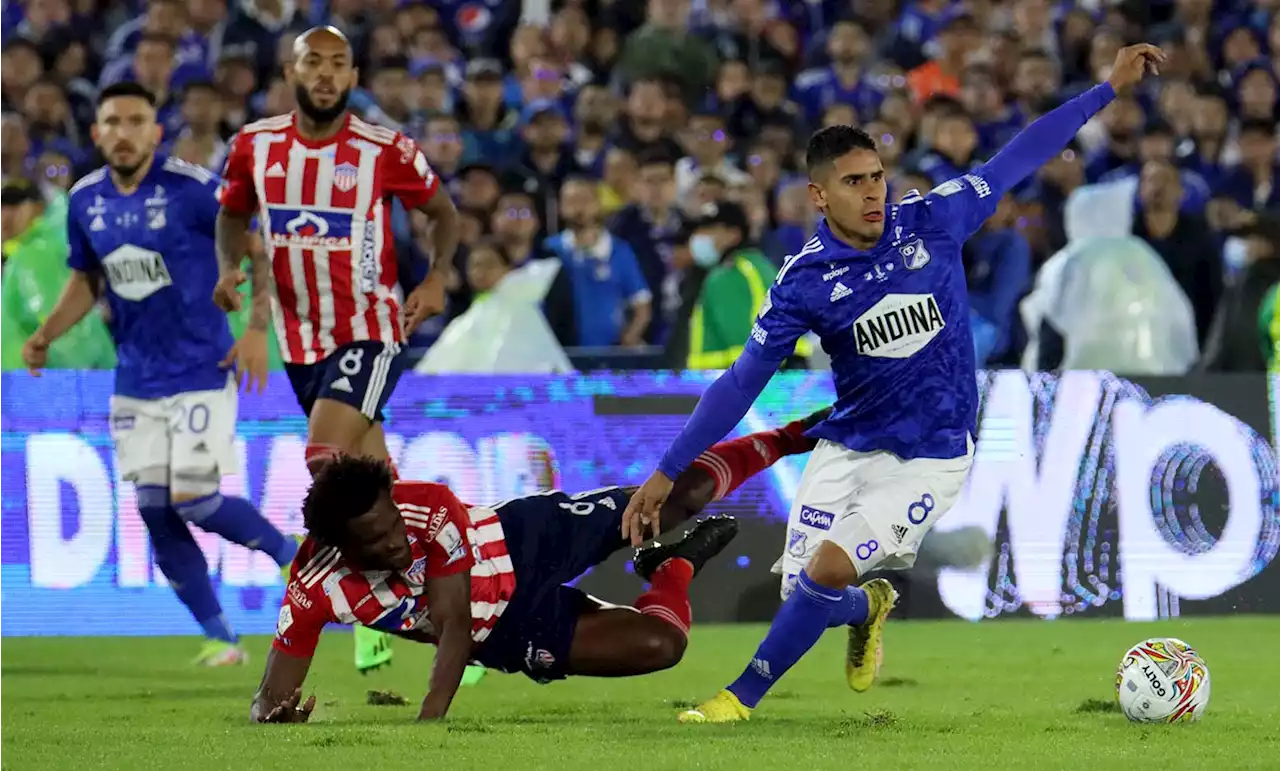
[
  {"left": 417, "top": 240, "right": 573, "bottom": 374},
  {"left": 1019, "top": 179, "right": 1200, "bottom": 375}
]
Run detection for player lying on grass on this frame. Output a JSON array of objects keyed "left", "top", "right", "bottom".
[{"left": 251, "top": 409, "right": 829, "bottom": 722}]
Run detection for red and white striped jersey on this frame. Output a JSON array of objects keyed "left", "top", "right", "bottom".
[
  {"left": 218, "top": 112, "right": 440, "bottom": 365},
  {"left": 272, "top": 481, "right": 517, "bottom": 659}
]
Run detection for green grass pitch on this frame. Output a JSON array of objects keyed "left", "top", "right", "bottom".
[{"left": 4, "top": 617, "right": 1278, "bottom": 770}]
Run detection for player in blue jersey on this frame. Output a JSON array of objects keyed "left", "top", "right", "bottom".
[
  {"left": 21, "top": 82, "right": 298, "bottom": 666},
  {"left": 623, "top": 44, "right": 1167, "bottom": 723}
]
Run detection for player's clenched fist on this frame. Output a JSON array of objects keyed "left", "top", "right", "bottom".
[
  {"left": 1107, "top": 44, "right": 1166, "bottom": 93},
  {"left": 623, "top": 471, "right": 675, "bottom": 546},
  {"left": 21, "top": 331, "right": 49, "bottom": 376}
]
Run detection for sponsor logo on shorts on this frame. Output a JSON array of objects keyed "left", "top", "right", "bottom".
[
  {"left": 787, "top": 528, "right": 808, "bottom": 557},
  {"left": 890, "top": 524, "right": 909, "bottom": 544},
  {"left": 525, "top": 642, "right": 556, "bottom": 671},
  {"left": 111, "top": 414, "right": 136, "bottom": 431},
  {"left": 798, "top": 506, "right": 834, "bottom": 530}
]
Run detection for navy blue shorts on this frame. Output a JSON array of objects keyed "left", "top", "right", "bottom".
[
  {"left": 283, "top": 341, "right": 406, "bottom": 422},
  {"left": 474, "top": 487, "right": 634, "bottom": 683}
]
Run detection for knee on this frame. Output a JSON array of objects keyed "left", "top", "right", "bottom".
[
  {"left": 805, "top": 541, "right": 858, "bottom": 591},
  {"left": 638, "top": 627, "right": 688, "bottom": 671}
]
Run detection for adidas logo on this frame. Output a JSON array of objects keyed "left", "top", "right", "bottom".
[
  {"left": 890, "top": 524, "right": 909, "bottom": 543},
  {"left": 829, "top": 282, "right": 852, "bottom": 302},
  {"left": 330, "top": 376, "right": 354, "bottom": 393},
  {"left": 266, "top": 162, "right": 286, "bottom": 178},
  {"left": 750, "top": 657, "right": 773, "bottom": 680},
  {"left": 193, "top": 442, "right": 208, "bottom": 453}
]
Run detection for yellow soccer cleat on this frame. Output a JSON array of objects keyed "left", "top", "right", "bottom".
[
  {"left": 193, "top": 639, "right": 248, "bottom": 667},
  {"left": 845, "top": 578, "right": 899, "bottom": 692},
  {"left": 678, "top": 690, "right": 752, "bottom": 724}
]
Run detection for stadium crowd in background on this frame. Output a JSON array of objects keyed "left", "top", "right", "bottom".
[{"left": 1, "top": 0, "right": 1278, "bottom": 373}]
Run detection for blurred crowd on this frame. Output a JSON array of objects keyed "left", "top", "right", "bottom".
[{"left": 1, "top": 0, "right": 1278, "bottom": 374}]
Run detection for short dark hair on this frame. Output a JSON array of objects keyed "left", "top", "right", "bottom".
[
  {"left": 302, "top": 455, "right": 394, "bottom": 546},
  {"left": 1239, "top": 117, "right": 1277, "bottom": 138},
  {"left": 136, "top": 32, "right": 177, "bottom": 52},
  {"left": 806, "top": 125, "right": 877, "bottom": 178},
  {"left": 2, "top": 37, "right": 41, "bottom": 60},
  {"left": 470, "top": 236, "right": 512, "bottom": 266},
  {"left": 373, "top": 55, "right": 410, "bottom": 74},
  {"left": 182, "top": 80, "right": 220, "bottom": 99},
  {"left": 636, "top": 148, "right": 676, "bottom": 169},
  {"left": 424, "top": 111, "right": 461, "bottom": 131},
  {"left": 97, "top": 81, "right": 157, "bottom": 108},
  {"left": 1018, "top": 48, "right": 1056, "bottom": 66}
]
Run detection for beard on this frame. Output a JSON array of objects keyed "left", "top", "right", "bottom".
[{"left": 295, "top": 84, "right": 351, "bottom": 125}]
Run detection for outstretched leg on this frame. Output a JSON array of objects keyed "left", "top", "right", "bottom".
[
  {"left": 568, "top": 517, "right": 739, "bottom": 677},
  {"left": 654, "top": 408, "right": 831, "bottom": 536}
]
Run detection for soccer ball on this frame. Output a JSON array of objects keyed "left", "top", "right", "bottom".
[{"left": 1114, "top": 637, "right": 1211, "bottom": 723}]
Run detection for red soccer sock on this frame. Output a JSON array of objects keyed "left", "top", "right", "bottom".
[
  {"left": 690, "top": 420, "right": 816, "bottom": 501},
  {"left": 305, "top": 443, "right": 342, "bottom": 477},
  {"left": 635, "top": 558, "right": 694, "bottom": 636}
]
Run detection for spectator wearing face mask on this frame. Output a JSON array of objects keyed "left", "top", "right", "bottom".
[{"left": 683, "top": 201, "right": 808, "bottom": 369}]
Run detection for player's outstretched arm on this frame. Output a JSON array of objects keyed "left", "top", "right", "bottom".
[
  {"left": 623, "top": 350, "right": 781, "bottom": 545},
  {"left": 418, "top": 571, "right": 472, "bottom": 721},
  {"left": 251, "top": 649, "right": 315, "bottom": 723},
  {"left": 22, "top": 270, "right": 100, "bottom": 376},
  {"left": 987, "top": 44, "right": 1163, "bottom": 192},
  {"left": 937, "top": 44, "right": 1165, "bottom": 239}
]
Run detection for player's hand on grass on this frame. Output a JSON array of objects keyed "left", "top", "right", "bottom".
[
  {"left": 213, "top": 269, "right": 247, "bottom": 312},
  {"left": 258, "top": 688, "right": 315, "bottom": 723},
  {"left": 1107, "top": 44, "right": 1166, "bottom": 93},
  {"left": 21, "top": 331, "right": 49, "bottom": 376},
  {"left": 623, "top": 471, "right": 675, "bottom": 547},
  {"left": 402, "top": 272, "right": 447, "bottom": 334},
  {"left": 222, "top": 328, "right": 269, "bottom": 393}
]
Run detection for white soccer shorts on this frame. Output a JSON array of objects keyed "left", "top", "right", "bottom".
[
  {"left": 773, "top": 435, "right": 974, "bottom": 597},
  {"left": 108, "top": 374, "right": 238, "bottom": 489}
]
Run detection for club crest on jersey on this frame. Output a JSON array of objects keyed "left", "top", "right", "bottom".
[
  {"left": 405, "top": 556, "right": 427, "bottom": 585},
  {"left": 333, "top": 162, "right": 359, "bottom": 192},
  {"left": 145, "top": 185, "right": 167, "bottom": 230},
  {"left": 853, "top": 293, "right": 946, "bottom": 358},
  {"left": 900, "top": 238, "right": 931, "bottom": 270}
]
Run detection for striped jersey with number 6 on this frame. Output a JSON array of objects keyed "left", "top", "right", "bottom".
[{"left": 217, "top": 112, "right": 440, "bottom": 364}]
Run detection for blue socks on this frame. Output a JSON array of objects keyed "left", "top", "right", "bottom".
[
  {"left": 827, "top": 586, "right": 870, "bottom": 628},
  {"left": 137, "top": 486, "right": 236, "bottom": 644},
  {"left": 727, "top": 571, "right": 846, "bottom": 708},
  {"left": 173, "top": 492, "right": 297, "bottom": 567}
]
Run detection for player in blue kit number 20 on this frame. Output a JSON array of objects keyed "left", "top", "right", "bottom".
[
  {"left": 21, "top": 82, "right": 297, "bottom": 666},
  {"left": 624, "top": 43, "right": 1168, "bottom": 722}
]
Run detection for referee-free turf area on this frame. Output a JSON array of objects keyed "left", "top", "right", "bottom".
[{"left": 4, "top": 617, "right": 1277, "bottom": 771}]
